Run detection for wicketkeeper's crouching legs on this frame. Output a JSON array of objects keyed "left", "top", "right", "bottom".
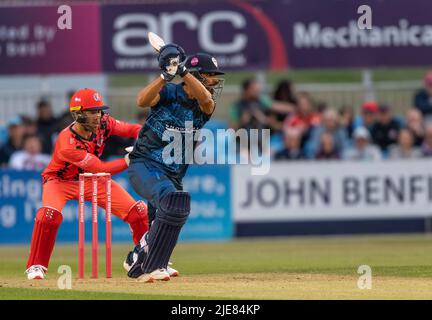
[
  {"left": 26, "top": 207, "right": 63, "bottom": 271},
  {"left": 26, "top": 200, "right": 148, "bottom": 274},
  {"left": 123, "top": 200, "right": 149, "bottom": 245},
  {"left": 26, "top": 179, "right": 149, "bottom": 279}
]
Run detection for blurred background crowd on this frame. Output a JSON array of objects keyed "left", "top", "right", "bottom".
[
  {"left": 2, "top": 70, "right": 432, "bottom": 170},
  {"left": 230, "top": 70, "right": 432, "bottom": 162}
]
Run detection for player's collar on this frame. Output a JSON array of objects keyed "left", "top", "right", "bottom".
[{"left": 69, "top": 123, "right": 95, "bottom": 141}]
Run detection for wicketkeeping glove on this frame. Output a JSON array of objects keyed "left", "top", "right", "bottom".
[{"left": 124, "top": 146, "right": 133, "bottom": 166}]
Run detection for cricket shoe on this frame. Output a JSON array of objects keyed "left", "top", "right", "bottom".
[
  {"left": 123, "top": 244, "right": 141, "bottom": 272},
  {"left": 138, "top": 268, "right": 170, "bottom": 283},
  {"left": 166, "top": 262, "right": 179, "bottom": 277},
  {"left": 26, "top": 265, "right": 47, "bottom": 280},
  {"left": 127, "top": 246, "right": 148, "bottom": 279},
  {"left": 125, "top": 250, "right": 179, "bottom": 277}
]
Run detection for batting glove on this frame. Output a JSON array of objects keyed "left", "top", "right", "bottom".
[
  {"left": 158, "top": 44, "right": 186, "bottom": 81},
  {"left": 176, "top": 61, "right": 189, "bottom": 78},
  {"left": 160, "top": 70, "right": 176, "bottom": 82}
]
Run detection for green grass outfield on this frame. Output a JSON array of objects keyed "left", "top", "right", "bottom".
[{"left": 1, "top": 234, "right": 432, "bottom": 300}]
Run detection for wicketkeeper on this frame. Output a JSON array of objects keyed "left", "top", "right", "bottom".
[{"left": 25, "top": 88, "right": 152, "bottom": 280}]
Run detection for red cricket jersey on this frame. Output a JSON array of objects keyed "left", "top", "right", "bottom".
[{"left": 42, "top": 114, "right": 141, "bottom": 182}]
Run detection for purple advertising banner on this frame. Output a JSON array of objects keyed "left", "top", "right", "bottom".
[
  {"left": 1, "top": 0, "right": 432, "bottom": 75},
  {"left": 100, "top": 1, "right": 284, "bottom": 73},
  {"left": 101, "top": 0, "right": 432, "bottom": 72},
  {"left": 0, "top": 3, "right": 101, "bottom": 75},
  {"left": 278, "top": 0, "right": 432, "bottom": 68}
]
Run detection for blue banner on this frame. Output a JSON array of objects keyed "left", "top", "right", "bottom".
[
  {"left": 181, "top": 165, "right": 232, "bottom": 241},
  {"left": 0, "top": 165, "right": 232, "bottom": 245}
]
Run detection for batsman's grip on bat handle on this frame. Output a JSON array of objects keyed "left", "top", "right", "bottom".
[
  {"left": 159, "top": 43, "right": 186, "bottom": 62},
  {"left": 158, "top": 44, "right": 187, "bottom": 76},
  {"left": 178, "top": 63, "right": 189, "bottom": 78}
]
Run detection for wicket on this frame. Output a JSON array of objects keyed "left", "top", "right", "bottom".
[{"left": 78, "top": 172, "right": 112, "bottom": 279}]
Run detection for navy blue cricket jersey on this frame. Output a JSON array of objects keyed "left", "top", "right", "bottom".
[{"left": 130, "top": 82, "right": 211, "bottom": 180}]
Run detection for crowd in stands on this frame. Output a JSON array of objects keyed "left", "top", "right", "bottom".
[
  {"left": 2, "top": 70, "right": 432, "bottom": 170},
  {"left": 229, "top": 70, "right": 432, "bottom": 162}
]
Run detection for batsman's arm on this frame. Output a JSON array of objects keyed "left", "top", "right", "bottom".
[
  {"left": 136, "top": 77, "right": 166, "bottom": 108},
  {"left": 59, "top": 149, "right": 127, "bottom": 175},
  {"left": 182, "top": 73, "right": 214, "bottom": 115}
]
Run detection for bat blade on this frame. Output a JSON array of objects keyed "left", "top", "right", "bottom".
[{"left": 148, "top": 32, "right": 165, "bottom": 53}]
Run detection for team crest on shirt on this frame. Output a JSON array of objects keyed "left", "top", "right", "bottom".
[{"left": 191, "top": 57, "right": 199, "bottom": 66}]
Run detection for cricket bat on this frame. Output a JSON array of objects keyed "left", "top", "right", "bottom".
[{"left": 148, "top": 32, "right": 166, "bottom": 53}]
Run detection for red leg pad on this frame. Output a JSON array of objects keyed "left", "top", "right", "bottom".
[
  {"left": 26, "top": 207, "right": 62, "bottom": 270},
  {"left": 124, "top": 201, "right": 149, "bottom": 245}
]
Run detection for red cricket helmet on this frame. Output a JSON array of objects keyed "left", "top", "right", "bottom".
[{"left": 69, "top": 88, "right": 109, "bottom": 112}]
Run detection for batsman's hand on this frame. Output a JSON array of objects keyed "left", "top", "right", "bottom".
[
  {"left": 158, "top": 44, "right": 186, "bottom": 81},
  {"left": 176, "top": 60, "right": 188, "bottom": 78},
  {"left": 124, "top": 146, "right": 133, "bottom": 166}
]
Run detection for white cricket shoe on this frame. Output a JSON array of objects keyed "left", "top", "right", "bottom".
[
  {"left": 138, "top": 268, "right": 170, "bottom": 283},
  {"left": 26, "top": 265, "right": 47, "bottom": 280},
  {"left": 167, "top": 262, "right": 179, "bottom": 277}
]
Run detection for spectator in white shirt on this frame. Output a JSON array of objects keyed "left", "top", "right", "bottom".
[
  {"left": 343, "top": 127, "right": 382, "bottom": 161},
  {"left": 9, "top": 134, "right": 51, "bottom": 171}
]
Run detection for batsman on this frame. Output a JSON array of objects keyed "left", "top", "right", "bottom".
[
  {"left": 25, "top": 89, "right": 150, "bottom": 280},
  {"left": 126, "top": 41, "right": 224, "bottom": 282}
]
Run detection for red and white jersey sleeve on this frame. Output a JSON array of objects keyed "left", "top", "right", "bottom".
[
  {"left": 41, "top": 114, "right": 138, "bottom": 181},
  {"left": 106, "top": 116, "right": 141, "bottom": 139}
]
